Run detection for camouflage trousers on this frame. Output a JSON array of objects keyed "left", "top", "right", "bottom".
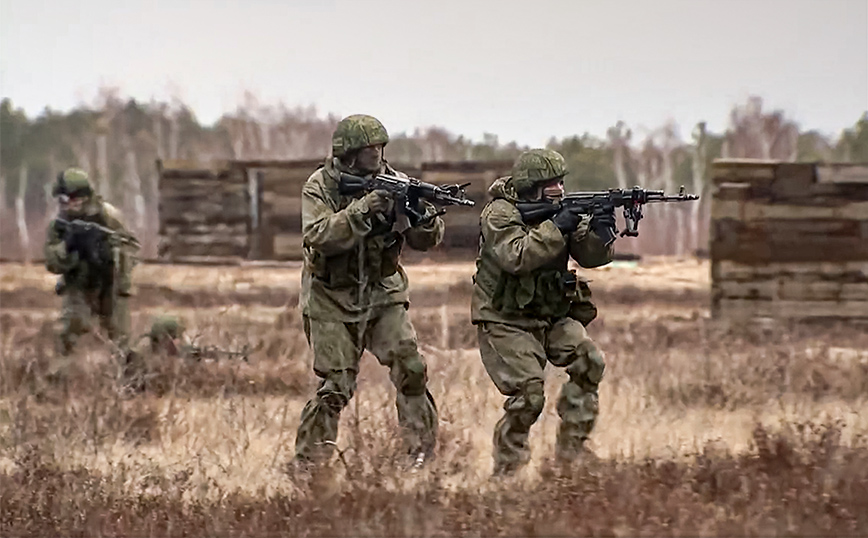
[
  {"left": 477, "top": 318, "right": 605, "bottom": 475},
  {"left": 295, "top": 304, "right": 438, "bottom": 463},
  {"left": 57, "top": 287, "right": 130, "bottom": 356}
]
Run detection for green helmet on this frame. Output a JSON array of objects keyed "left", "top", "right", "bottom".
[
  {"left": 148, "top": 315, "right": 186, "bottom": 345},
  {"left": 52, "top": 168, "right": 93, "bottom": 198},
  {"left": 509, "top": 149, "right": 569, "bottom": 194},
  {"left": 331, "top": 114, "right": 389, "bottom": 157}
]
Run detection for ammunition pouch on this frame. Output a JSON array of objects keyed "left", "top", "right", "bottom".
[
  {"left": 310, "top": 232, "right": 404, "bottom": 289},
  {"left": 568, "top": 274, "right": 598, "bottom": 326},
  {"left": 489, "top": 268, "right": 598, "bottom": 324},
  {"left": 492, "top": 269, "right": 573, "bottom": 319}
]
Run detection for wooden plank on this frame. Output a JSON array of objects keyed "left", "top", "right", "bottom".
[
  {"left": 160, "top": 222, "right": 249, "bottom": 236},
  {"left": 712, "top": 199, "right": 868, "bottom": 220},
  {"left": 771, "top": 163, "right": 817, "bottom": 201},
  {"left": 714, "top": 298, "right": 868, "bottom": 320},
  {"left": 713, "top": 260, "right": 868, "bottom": 282},
  {"left": 711, "top": 218, "right": 868, "bottom": 263},
  {"left": 714, "top": 279, "right": 778, "bottom": 300},
  {"left": 711, "top": 160, "right": 777, "bottom": 184},
  {"left": 817, "top": 164, "right": 868, "bottom": 184},
  {"left": 273, "top": 233, "right": 303, "bottom": 260}
]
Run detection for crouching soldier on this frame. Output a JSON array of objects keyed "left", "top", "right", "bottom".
[{"left": 472, "top": 149, "right": 616, "bottom": 476}]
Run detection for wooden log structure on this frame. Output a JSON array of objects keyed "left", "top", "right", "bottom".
[{"left": 710, "top": 159, "right": 868, "bottom": 322}]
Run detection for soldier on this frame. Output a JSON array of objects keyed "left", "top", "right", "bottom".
[
  {"left": 44, "top": 168, "right": 139, "bottom": 372},
  {"left": 472, "top": 149, "right": 616, "bottom": 476},
  {"left": 293, "top": 114, "right": 443, "bottom": 467}
]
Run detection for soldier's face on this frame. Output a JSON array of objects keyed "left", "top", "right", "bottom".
[
  {"left": 353, "top": 144, "right": 384, "bottom": 174},
  {"left": 61, "top": 195, "right": 88, "bottom": 215},
  {"left": 541, "top": 179, "right": 565, "bottom": 202}
]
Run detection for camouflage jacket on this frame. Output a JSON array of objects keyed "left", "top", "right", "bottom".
[
  {"left": 299, "top": 157, "right": 445, "bottom": 321},
  {"left": 471, "top": 178, "right": 613, "bottom": 328},
  {"left": 44, "top": 198, "right": 138, "bottom": 295}
]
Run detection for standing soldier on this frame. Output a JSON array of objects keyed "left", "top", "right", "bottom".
[
  {"left": 293, "top": 114, "right": 443, "bottom": 467},
  {"left": 472, "top": 149, "right": 616, "bottom": 476},
  {"left": 44, "top": 168, "right": 140, "bottom": 379}
]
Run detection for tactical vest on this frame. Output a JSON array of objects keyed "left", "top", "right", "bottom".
[
  {"left": 308, "top": 167, "right": 403, "bottom": 289},
  {"left": 474, "top": 203, "right": 598, "bottom": 325}
]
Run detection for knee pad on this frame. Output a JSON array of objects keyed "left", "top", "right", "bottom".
[
  {"left": 566, "top": 343, "right": 606, "bottom": 389},
  {"left": 317, "top": 371, "right": 356, "bottom": 413},
  {"left": 505, "top": 379, "right": 545, "bottom": 428},
  {"left": 398, "top": 354, "right": 427, "bottom": 397}
]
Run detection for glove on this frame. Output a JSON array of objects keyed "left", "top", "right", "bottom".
[
  {"left": 551, "top": 206, "right": 580, "bottom": 234},
  {"left": 362, "top": 189, "right": 392, "bottom": 216},
  {"left": 63, "top": 225, "right": 87, "bottom": 254},
  {"left": 591, "top": 206, "right": 617, "bottom": 234}
]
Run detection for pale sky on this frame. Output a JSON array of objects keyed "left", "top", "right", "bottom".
[{"left": 1, "top": 0, "right": 866, "bottom": 147}]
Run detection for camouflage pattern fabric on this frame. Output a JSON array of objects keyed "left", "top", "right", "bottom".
[
  {"left": 508, "top": 148, "right": 569, "bottom": 194},
  {"left": 295, "top": 153, "right": 443, "bottom": 463},
  {"left": 478, "top": 318, "right": 604, "bottom": 474},
  {"left": 331, "top": 114, "right": 390, "bottom": 157},
  {"left": 472, "top": 153, "right": 613, "bottom": 475},
  {"left": 295, "top": 304, "right": 437, "bottom": 461}
]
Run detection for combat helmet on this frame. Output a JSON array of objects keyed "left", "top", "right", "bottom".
[
  {"left": 509, "top": 149, "right": 569, "bottom": 194},
  {"left": 51, "top": 168, "right": 93, "bottom": 199},
  {"left": 148, "top": 315, "right": 186, "bottom": 350},
  {"left": 332, "top": 114, "right": 389, "bottom": 157}
]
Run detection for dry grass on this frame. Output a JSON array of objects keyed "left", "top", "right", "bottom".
[{"left": 2, "top": 258, "right": 868, "bottom": 537}]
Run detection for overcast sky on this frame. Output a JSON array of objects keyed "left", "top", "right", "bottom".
[{"left": 1, "top": 0, "right": 866, "bottom": 147}]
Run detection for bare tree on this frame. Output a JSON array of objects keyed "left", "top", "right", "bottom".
[
  {"left": 725, "top": 96, "right": 799, "bottom": 160},
  {"left": 689, "top": 122, "right": 709, "bottom": 255},
  {"left": 16, "top": 165, "right": 31, "bottom": 263},
  {"left": 607, "top": 121, "right": 632, "bottom": 190}
]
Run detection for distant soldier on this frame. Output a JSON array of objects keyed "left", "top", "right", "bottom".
[
  {"left": 44, "top": 168, "right": 139, "bottom": 373},
  {"left": 293, "top": 114, "right": 443, "bottom": 467},
  {"left": 472, "top": 149, "right": 615, "bottom": 476}
]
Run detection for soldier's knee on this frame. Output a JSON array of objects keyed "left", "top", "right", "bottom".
[
  {"left": 316, "top": 370, "right": 356, "bottom": 413},
  {"left": 566, "top": 343, "right": 606, "bottom": 390},
  {"left": 506, "top": 379, "right": 545, "bottom": 427},
  {"left": 398, "top": 351, "right": 428, "bottom": 397}
]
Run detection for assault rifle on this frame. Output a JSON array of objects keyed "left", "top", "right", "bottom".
[
  {"left": 55, "top": 217, "right": 141, "bottom": 251},
  {"left": 516, "top": 186, "right": 699, "bottom": 246},
  {"left": 180, "top": 343, "right": 251, "bottom": 363},
  {"left": 339, "top": 172, "right": 475, "bottom": 229}
]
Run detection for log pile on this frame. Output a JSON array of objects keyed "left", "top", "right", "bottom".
[
  {"left": 710, "top": 159, "right": 868, "bottom": 322},
  {"left": 420, "top": 160, "right": 513, "bottom": 250},
  {"left": 157, "top": 160, "right": 251, "bottom": 263}
]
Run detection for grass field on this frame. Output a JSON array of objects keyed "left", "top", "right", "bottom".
[{"left": 1, "top": 258, "right": 867, "bottom": 536}]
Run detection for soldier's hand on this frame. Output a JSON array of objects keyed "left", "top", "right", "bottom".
[
  {"left": 591, "top": 206, "right": 617, "bottom": 235},
  {"left": 63, "top": 226, "right": 86, "bottom": 254},
  {"left": 551, "top": 206, "right": 580, "bottom": 234},
  {"left": 363, "top": 189, "right": 392, "bottom": 216}
]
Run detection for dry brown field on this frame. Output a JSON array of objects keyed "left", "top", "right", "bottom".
[{"left": 1, "top": 257, "right": 867, "bottom": 536}]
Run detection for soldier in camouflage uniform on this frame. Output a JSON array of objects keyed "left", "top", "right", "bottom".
[
  {"left": 472, "top": 149, "right": 616, "bottom": 475},
  {"left": 294, "top": 114, "right": 444, "bottom": 466},
  {"left": 44, "top": 168, "right": 139, "bottom": 364}
]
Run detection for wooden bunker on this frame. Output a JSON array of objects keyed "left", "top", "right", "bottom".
[
  {"left": 157, "top": 158, "right": 512, "bottom": 263},
  {"left": 710, "top": 159, "right": 868, "bottom": 322}
]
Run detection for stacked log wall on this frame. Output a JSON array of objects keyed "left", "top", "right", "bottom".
[
  {"left": 157, "top": 160, "right": 251, "bottom": 263},
  {"left": 710, "top": 159, "right": 868, "bottom": 322}
]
